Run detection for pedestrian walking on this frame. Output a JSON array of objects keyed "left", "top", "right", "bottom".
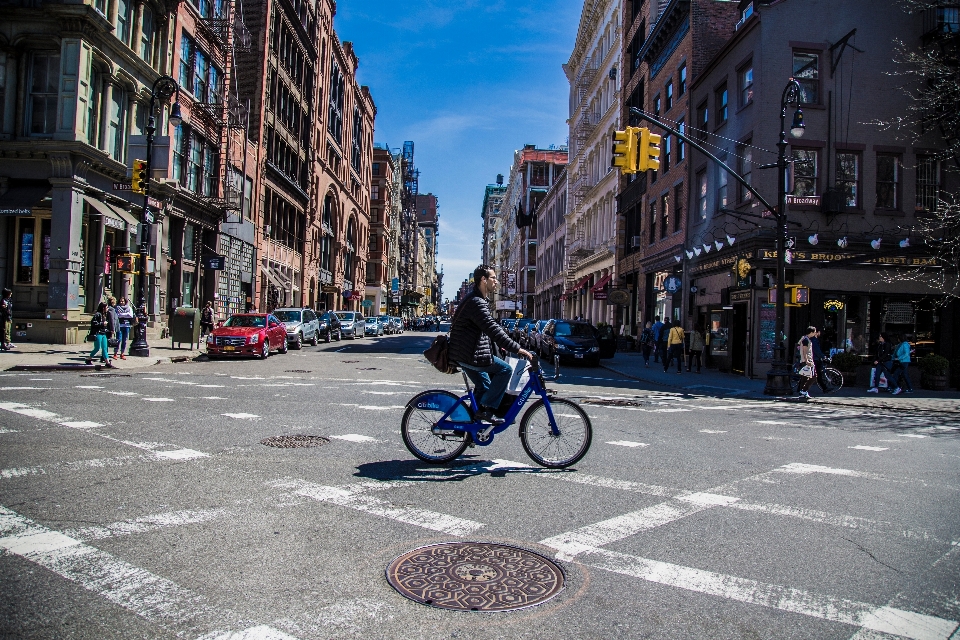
[
  {"left": 796, "top": 326, "right": 817, "bottom": 398},
  {"left": 888, "top": 333, "right": 915, "bottom": 395},
  {"left": 810, "top": 329, "right": 829, "bottom": 392},
  {"left": 638, "top": 321, "right": 655, "bottom": 367},
  {"left": 114, "top": 297, "right": 134, "bottom": 359},
  {"left": 105, "top": 296, "right": 120, "bottom": 358},
  {"left": 687, "top": 323, "right": 705, "bottom": 373},
  {"left": 867, "top": 332, "right": 894, "bottom": 393},
  {"left": 85, "top": 302, "right": 112, "bottom": 366},
  {"left": 201, "top": 301, "right": 215, "bottom": 337},
  {"left": 651, "top": 316, "right": 664, "bottom": 363},
  {"left": 663, "top": 322, "right": 685, "bottom": 374},
  {"left": 0, "top": 288, "right": 14, "bottom": 351}
]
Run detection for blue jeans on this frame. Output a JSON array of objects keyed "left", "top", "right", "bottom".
[
  {"left": 458, "top": 355, "right": 513, "bottom": 410},
  {"left": 116, "top": 325, "right": 130, "bottom": 355},
  {"left": 89, "top": 334, "right": 108, "bottom": 360},
  {"left": 872, "top": 360, "right": 893, "bottom": 388},
  {"left": 890, "top": 362, "right": 913, "bottom": 391}
]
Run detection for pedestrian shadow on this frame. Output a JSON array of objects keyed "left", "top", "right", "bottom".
[
  {"left": 354, "top": 458, "right": 575, "bottom": 483},
  {"left": 760, "top": 404, "right": 960, "bottom": 439}
]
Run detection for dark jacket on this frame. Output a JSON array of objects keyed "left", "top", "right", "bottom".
[
  {"left": 105, "top": 306, "right": 119, "bottom": 336},
  {"left": 448, "top": 289, "right": 522, "bottom": 367},
  {"left": 876, "top": 340, "right": 893, "bottom": 364},
  {"left": 0, "top": 297, "right": 11, "bottom": 320},
  {"left": 810, "top": 335, "right": 825, "bottom": 361},
  {"left": 90, "top": 312, "right": 108, "bottom": 336}
]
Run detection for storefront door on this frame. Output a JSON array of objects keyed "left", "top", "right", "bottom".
[{"left": 732, "top": 303, "right": 748, "bottom": 374}]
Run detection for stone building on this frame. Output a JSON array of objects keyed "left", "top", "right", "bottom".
[
  {"left": 415, "top": 193, "right": 438, "bottom": 315},
  {"left": 480, "top": 178, "right": 506, "bottom": 266},
  {"left": 366, "top": 144, "right": 397, "bottom": 315},
  {"left": 564, "top": 0, "right": 622, "bottom": 325},
  {"left": 534, "top": 168, "right": 567, "bottom": 320}
]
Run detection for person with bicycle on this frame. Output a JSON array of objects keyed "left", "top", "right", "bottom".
[
  {"left": 448, "top": 264, "right": 533, "bottom": 425},
  {"left": 811, "top": 329, "right": 830, "bottom": 392}
]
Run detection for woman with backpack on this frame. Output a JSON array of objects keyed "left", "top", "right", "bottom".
[
  {"left": 86, "top": 302, "right": 112, "bottom": 366},
  {"left": 888, "top": 333, "right": 915, "bottom": 395},
  {"left": 638, "top": 321, "right": 655, "bottom": 367},
  {"left": 687, "top": 322, "right": 705, "bottom": 373}
]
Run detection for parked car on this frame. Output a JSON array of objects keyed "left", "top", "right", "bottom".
[
  {"left": 595, "top": 323, "right": 618, "bottom": 359},
  {"left": 378, "top": 315, "right": 394, "bottom": 334},
  {"left": 317, "top": 311, "right": 342, "bottom": 342},
  {"left": 206, "top": 314, "right": 288, "bottom": 359},
  {"left": 335, "top": 311, "right": 365, "bottom": 339},
  {"left": 393, "top": 316, "right": 404, "bottom": 334},
  {"left": 365, "top": 316, "right": 384, "bottom": 336},
  {"left": 272, "top": 307, "right": 321, "bottom": 349},
  {"left": 531, "top": 319, "right": 551, "bottom": 355},
  {"left": 540, "top": 320, "right": 601, "bottom": 366}
]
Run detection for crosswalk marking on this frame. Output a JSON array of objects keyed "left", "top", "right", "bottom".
[
  {"left": 850, "top": 445, "right": 890, "bottom": 452},
  {"left": 62, "top": 508, "right": 229, "bottom": 541},
  {"left": 222, "top": 413, "right": 259, "bottom": 419}
]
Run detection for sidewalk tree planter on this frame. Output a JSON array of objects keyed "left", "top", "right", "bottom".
[
  {"left": 830, "top": 351, "right": 861, "bottom": 386},
  {"left": 918, "top": 354, "right": 950, "bottom": 391}
]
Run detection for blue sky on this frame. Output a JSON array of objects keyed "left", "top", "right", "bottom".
[{"left": 334, "top": 1, "right": 582, "bottom": 299}]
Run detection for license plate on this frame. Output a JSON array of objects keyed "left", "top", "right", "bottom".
[
  {"left": 224, "top": 346, "right": 235, "bottom": 351},
  {"left": 574, "top": 354, "right": 583, "bottom": 358}
]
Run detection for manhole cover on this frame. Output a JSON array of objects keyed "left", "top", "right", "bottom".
[
  {"left": 386, "top": 542, "right": 564, "bottom": 612},
  {"left": 260, "top": 435, "right": 330, "bottom": 448},
  {"left": 580, "top": 397, "right": 646, "bottom": 407},
  {"left": 284, "top": 370, "right": 312, "bottom": 373}
]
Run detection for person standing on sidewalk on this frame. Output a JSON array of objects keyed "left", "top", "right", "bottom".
[
  {"left": 687, "top": 323, "right": 705, "bottom": 373},
  {"left": 651, "top": 316, "right": 664, "bottom": 363},
  {"left": 639, "top": 321, "right": 655, "bottom": 367},
  {"left": 200, "top": 301, "right": 215, "bottom": 337},
  {"left": 86, "top": 302, "right": 111, "bottom": 366},
  {"left": 0, "top": 288, "right": 13, "bottom": 351},
  {"left": 867, "top": 332, "right": 894, "bottom": 393},
  {"left": 889, "top": 333, "right": 915, "bottom": 395},
  {"left": 663, "top": 322, "right": 685, "bottom": 374},
  {"left": 105, "top": 297, "right": 120, "bottom": 357},
  {"left": 796, "top": 326, "right": 817, "bottom": 399},
  {"left": 114, "top": 297, "right": 135, "bottom": 359}
]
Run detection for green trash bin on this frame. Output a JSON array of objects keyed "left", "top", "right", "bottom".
[{"left": 170, "top": 306, "right": 201, "bottom": 349}]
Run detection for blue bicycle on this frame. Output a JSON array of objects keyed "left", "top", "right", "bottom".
[{"left": 401, "top": 356, "right": 592, "bottom": 468}]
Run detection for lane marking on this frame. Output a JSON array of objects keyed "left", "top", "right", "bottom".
[
  {"left": 199, "top": 625, "right": 302, "bottom": 640},
  {"left": 59, "top": 421, "right": 103, "bottom": 429},
  {"left": 700, "top": 429, "right": 727, "bottom": 434},
  {"left": 850, "top": 446, "right": 889, "bottom": 452},
  {"left": 0, "top": 386, "right": 53, "bottom": 391},
  {"left": 222, "top": 413, "right": 260, "bottom": 419},
  {"left": 63, "top": 508, "right": 229, "bottom": 541},
  {"left": 329, "top": 434, "right": 381, "bottom": 443},
  {"left": 606, "top": 441, "right": 649, "bottom": 448},
  {"left": 331, "top": 403, "right": 406, "bottom": 411},
  {"left": 268, "top": 478, "right": 483, "bottom": 536},
  {"left": 142, "top": 397, "right": 175, "bottom": 402}
]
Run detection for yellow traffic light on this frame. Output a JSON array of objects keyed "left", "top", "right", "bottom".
[
  {"left": 131, "top": 159, "right": 147, "bottom": 195},
  {"left": 637, "top": 128, "right": 662, "bottom": 172},
  {"left": 611, "top": 127, "right": 638, "bottom": 174}
]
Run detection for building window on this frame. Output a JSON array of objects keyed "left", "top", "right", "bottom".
[
  {"left": 371, "top": 184, "right": 379, "bottom": 201},
  {"left": 665, "top": 80, "right": 673, "bottom": 111},
  {"left": 738, "top": 141, "right": 753, "bottom": 202},
  {"left": 183, "top": 223, "right": 196, "bottom": 261},
  {"left": 791, "top": 148, "right": 818, "bottom": 196},
  {"left": 372, "top": 162, "right": 380, "bottom": 176},
  {"left": 188, "top": 131, "right": 204, "bottom": 193},
  {"left": 674, "top": 183, "right": 683, "bottom": 233},
  {"left": 179, "top": 36, "right": 193, "bottom": 93},
  {"left": 351, "top": 106, "right": 363, "bottom": 173},
  {"left": 172, "top": 125, "right": 185, "bottom": 183},
  {"left": 717, "top": 166, "right": 728, "bottom": 212},
  {"left": 876, "top": 154, "right": 901, "bottom": 209},
  {"left": 17, "top": 219, "right": 35, "bottom": 283},
  {"left": 836, "top": 152, "right": 861, "bottom": 208},
  {"left": 140, "top": 5, "right": 154, "bottom": 64},
  {"left": 203, "top": 144, "right": 218, "bottom": 197},
  {"left": 696, "top": 102, "right": 707, "bottom": 141},
  {"left": 916, "top": 155, "right": 940, "bottom": 212},
  {"left": 678, "top": 64, "right": 687, "bottom": 96},
  {"left": 116, "top": 0, "right": 131, "bottom": 46},
  {"left": 662, "top": 135, "right": 671, "bottom": 173},
  {"left": 29, "top": 52, "right": 60, "bottom": 135},
  {"left": 739, "top": 62, "right": 754, "bottom": 107},
  {"left": 793, "top": 51, "right": 820, "bottom": 104},
  {"left": 653, "top": 94, "right": 661, "bottom": 118},
  {"left": 108, "top": 87, "right": 124, "bottom": 160},
  {"left": 660, "top": 193, "right": 669, "bottom": 240},
  {"left": 677, "top": 119, "right": 685, "bottom": 162},
  {"left": 327, "top": 60, "right": 345, "bottom": 143},
  {"left": 194, "top": 49, "right": 209, "bottom": 102},
  {"left": 371, "top": 208, "right": 379, "bottom": 223},
  {"left": 697, "top": 169, "right": 708, "bottom": 220},
  {"left": 716, "top": 85, "right": 728, "bottom": 125},
  {"left": 649, "top": 200, "right": 657, "bottom": 244}
]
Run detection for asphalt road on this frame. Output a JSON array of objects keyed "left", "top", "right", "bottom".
[{"left": 1, "top": 332, "right": 959, "bottom": 639}]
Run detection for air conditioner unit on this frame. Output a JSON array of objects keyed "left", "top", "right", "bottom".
[{"left": 630, "top": 236, "right": 642, "bottom": 248}]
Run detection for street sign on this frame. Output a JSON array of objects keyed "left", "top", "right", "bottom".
[
  {"left": 112, "top": 182, "right": 132, "bottom": 191},
  {"left": 203, "top": 255, "right": 226, "bottom": 270},
  {"left": 143, "top": 209, "right": 155, "bottom": 224},
  {"left": 663, "top": 276, "right": 682, "bottom": 294},
  {"left": 391, "top": 277, "right": 399, "bottom": 292},
  {"left": 361, "top": 299, "right": 373, "bottom": 308}
]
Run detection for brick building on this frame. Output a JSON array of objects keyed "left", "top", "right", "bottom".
[{"left": 533, "top": 168, "right": 567, "bottom": 319}]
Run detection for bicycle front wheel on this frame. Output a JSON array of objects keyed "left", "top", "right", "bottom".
[
  {"left": 401, "top": 391, "right": 470, "bottom": 464},
  {"left": 822, "top": 368, "right": 843, "bottom": 393},
  {"left": 520, "top": 398, "right": 592, "bottom": 468}
]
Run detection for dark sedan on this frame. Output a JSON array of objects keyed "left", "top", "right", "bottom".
[
  {"left": 540, "top": 320, "right": 601, "bottom": 366},
  {"left": 317, "top": 311, "right": 342, "bottom": 342}
]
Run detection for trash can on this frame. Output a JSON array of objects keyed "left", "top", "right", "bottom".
[{"left": 169, "top": 306, "right": 201, "bottom": 349}]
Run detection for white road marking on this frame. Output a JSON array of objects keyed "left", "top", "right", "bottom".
[
  {"left": 0, "top": 428, "right": 18, "bottom": 434},
  {"left": 154, "top": 449, "right": 209, "bottom": 461},
  {"left": 897, "top": 434, "right": 928, "bottom": 438},
  {"left": 329, "top": 434, "right": 381, "bottom": 443},
  {"left": 28, "top": 378, "right": 53, "bottom": 381},
  {"left": 0, "top": 386, "right": 52, "bottom": 391},
  {"left": 202, "top": 396, "right": 228, "bottom": 400},
  {"left": 62, "top": 508, "right": 229, "bottom": 541},
  {"left": 59, "top": 421, "right": 104, "bottom": 429},
  {"left": 850, "top": 446, "right": 889, "bottom": 452},
  {"left": 700, "top": 429, "right": 727, "bottom": 433},
  {"left": 75, "top": 385, "right": 104, "bottom": 389},
  {"left": 269, "top": 478, "right": 483, "bottom": 536},
  {"left": 107, "top": 391, "right": 138, "bottom": 396},
  {"left": 332, "top": 403, "right": 406, "bottom": 411},
  {"left": 142, "top": 397, "right": 175, "bottom": 402},
  {"left": 606, "top": 441, "right": 649, "bottom": 448},
  {"left": 222, "top": 413, "right": 259, "bottom": 419},
  {"left": 1, "top": 450, "right": 209, "bottom": 480},
  {"left": 200, "top": 625, "right": 302, "bottom": 640}
]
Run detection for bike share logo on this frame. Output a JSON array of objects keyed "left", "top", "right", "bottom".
[
  {"left": 417, "top": 400, "right": 441, "bottom": 410},
  {"left": 519, "top": 387, "right": 532, "bottom": 404}
]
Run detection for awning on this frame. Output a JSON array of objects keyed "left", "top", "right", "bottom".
[
  {"left": 0, "top": 184, "right": 51, "bottom": 215},
  {"left": 590, "top": 274, "right": 613, "bottom": 292},
  {"left": 83, "top": 196, "right": 139, "bottom": 231},
  {"left": 574, "top": 275, "right": 591, "bottom": 290}
]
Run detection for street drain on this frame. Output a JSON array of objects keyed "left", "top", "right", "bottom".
[
  {"left": 580, "top": 397, "right": 647, "bottom": 407},
  {"left": 284, "top": 370, "right": 312, "bottom": 373},
  {"left": 260, "top": 435, "right": 330, "bottom": 448},
  {"left": 386, "top": 542, "right": 564, "bottom": 612}
]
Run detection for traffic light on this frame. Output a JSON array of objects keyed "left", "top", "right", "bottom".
[
  {"left": 637, "top": 128, "right": 662, "bottom": 172},
  {"left": 131, "top": 159, "right": 148, "bottom": 195},
  {"left": 611, "top": 127, "right": 638, "bottom": 174},
  {"left": 115, "top": 254, "right": 138, "bottom": 273}
]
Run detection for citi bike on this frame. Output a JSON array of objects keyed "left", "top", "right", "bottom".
[{"left": 401, "top": 355, "right": 592, "bottom": 468}]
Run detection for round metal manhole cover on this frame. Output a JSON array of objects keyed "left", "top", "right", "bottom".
[
  {"left": 386, "top": 542, "right": 564, "bottom": 612},
  {"left": 260, "top": 435, "right": 330, "bottom": 448}
]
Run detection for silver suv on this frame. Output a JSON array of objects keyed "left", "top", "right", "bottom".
[
  {"left": 272, "top": 308, "right": 321, "bottom": 349},
  {"left": 335, "top": 311, "right": 365, "bottom": 339}
]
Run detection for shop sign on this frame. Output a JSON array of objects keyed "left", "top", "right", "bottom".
[
  {"left": 495, "top": 300, "right": 516, "bottom": 310},
  {"left": 593, "top": 289, "right": 608, "bottom": 300},
  {"left": 730, "top": 290, "right": 752, "bottom": 302},
  {"left": 824, "top": 299, "right": 845, "bottom": 312},
  {"left": 505, "top": 271, "right": 517, "bottom": 295},
  {"left": 691, "top": 251, "right": 754, "bottom": 274},
  {"left": 607, "top": 289, "right": 630, "bottom": 306},
  {"left": 321, "top": 285, "right": 338, "bottom": 293},
  {"left": 663, "top": 276, "right": 682, "bottom": 294},
  {"left": 760, "top": 249, "right": 937, "bottom": 266}
]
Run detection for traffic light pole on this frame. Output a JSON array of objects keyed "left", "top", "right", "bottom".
[{"left": 129, "top": 76, "right": 180, "bottom": 357}]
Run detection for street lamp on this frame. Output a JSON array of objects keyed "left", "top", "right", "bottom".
[
  {"left": 129, "top": 75, "right": 181, "bottom": 357},
  {"left": 763, "top": 79, "right": 805, "bottom": 395}
]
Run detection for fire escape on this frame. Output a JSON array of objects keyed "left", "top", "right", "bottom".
[
  {"left": 565, "top": 55, "right": 599, "bottom": 293},
  {"left": 400, "top": 141, "right": 419, "bottom": 307}
]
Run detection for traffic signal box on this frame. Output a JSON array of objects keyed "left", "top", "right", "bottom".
[
  {"left": 131, "top": 159, "right": 148, "bottom": 195},
  {"left": 115, "top": 254, "right": 139, "bottom": 273},
  {"left": 611, "top": 127, "right": 639, "bottom": 174},
  {"left": 638, "top": 128, "right": 662, "bottom": 172}
]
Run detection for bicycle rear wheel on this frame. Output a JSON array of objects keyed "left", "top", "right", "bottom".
[
  {"left": 401, "top": 391, "right": 470, "bottom": 463},
  {"left": 821, "top": 368, "right": 843, "bottom": 393},
  {"left": 520, "top": 398, "right": 592, "bottom": 468}
]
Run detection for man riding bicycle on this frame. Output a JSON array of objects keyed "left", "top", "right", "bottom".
[{"left": 448, "top": 265, "right": 533, "bottom": 425}]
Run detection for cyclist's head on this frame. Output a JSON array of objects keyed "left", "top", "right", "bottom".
[{"left": 474, "top": 264, "right": 495, "bottom": 285}]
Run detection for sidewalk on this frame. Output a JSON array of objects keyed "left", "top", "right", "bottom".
[
  {"left": 599, "top": 350, "right": 960, "bottom": 414},
  {"left": 0, "top": 340, "right": 202, "bottom": 371}
]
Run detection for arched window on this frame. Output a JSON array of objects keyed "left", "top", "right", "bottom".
[
  {"left": 344, "top": 217, "right": 356, "bottom": 282},
  {"left": 320, "top": 192, "right": 333, "bottom": 273}
]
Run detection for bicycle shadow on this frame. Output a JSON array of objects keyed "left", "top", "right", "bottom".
[{"left": 354, "top": 458, "right": 577, "bottom": 483}]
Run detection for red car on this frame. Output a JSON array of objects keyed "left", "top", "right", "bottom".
[{"left": 206, "top": 314, "right": 288, "bottom": 359}]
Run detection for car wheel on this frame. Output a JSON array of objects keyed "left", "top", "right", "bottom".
[
  {"left": 325, "top": 330, "right": 331, "bottom": 343},
  {"left": 259, "top": 340, "right": 269, "bottom": 359},
  {"left": 309, "top": 330, "right": 318, "bottom": 346},
  {"left": 279, "top": 337, "right": 288, "bottom": 354},
  {"left": 291, "top": 332, "right": 302, "bottom": 350}
]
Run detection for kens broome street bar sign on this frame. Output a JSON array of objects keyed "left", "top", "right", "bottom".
[{"left": 759, "top": 249, "right": 938, "bottom": 266}]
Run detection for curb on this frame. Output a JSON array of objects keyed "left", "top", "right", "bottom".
[
  {"left": 599, "top": 362, "right": 766, "bottom": 398},
  {"left": 5, "top": 354, "right": 203, "bottom": 372}
]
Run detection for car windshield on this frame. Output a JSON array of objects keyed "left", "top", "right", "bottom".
[
  {"left": 272, "top": 311, "right": 301, "bottom": 323},
  {"left": 224, "top": 315, "right": 265, "bottom": 328},
  {"left": 554, "top": 322, "right": 594, "bottom": 338},
  {"left": 366, "top": 318, "right": 377, "bottom": 324},
  {"left": 336, "top": 312, "right": 354, "bottom": 320},
  {"left": 321, "top": 313, "right": 335, "bottom": 321}
]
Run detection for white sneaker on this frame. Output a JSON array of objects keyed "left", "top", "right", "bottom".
[
  {"left": 867, "top": 387, "right": 879, "bottom": 393},
  {"left": 799, "top": 391, "right": 809, "bottom": 398},
  {"left": 891, "top": 388, "right": 902, "bottom": 395}
]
